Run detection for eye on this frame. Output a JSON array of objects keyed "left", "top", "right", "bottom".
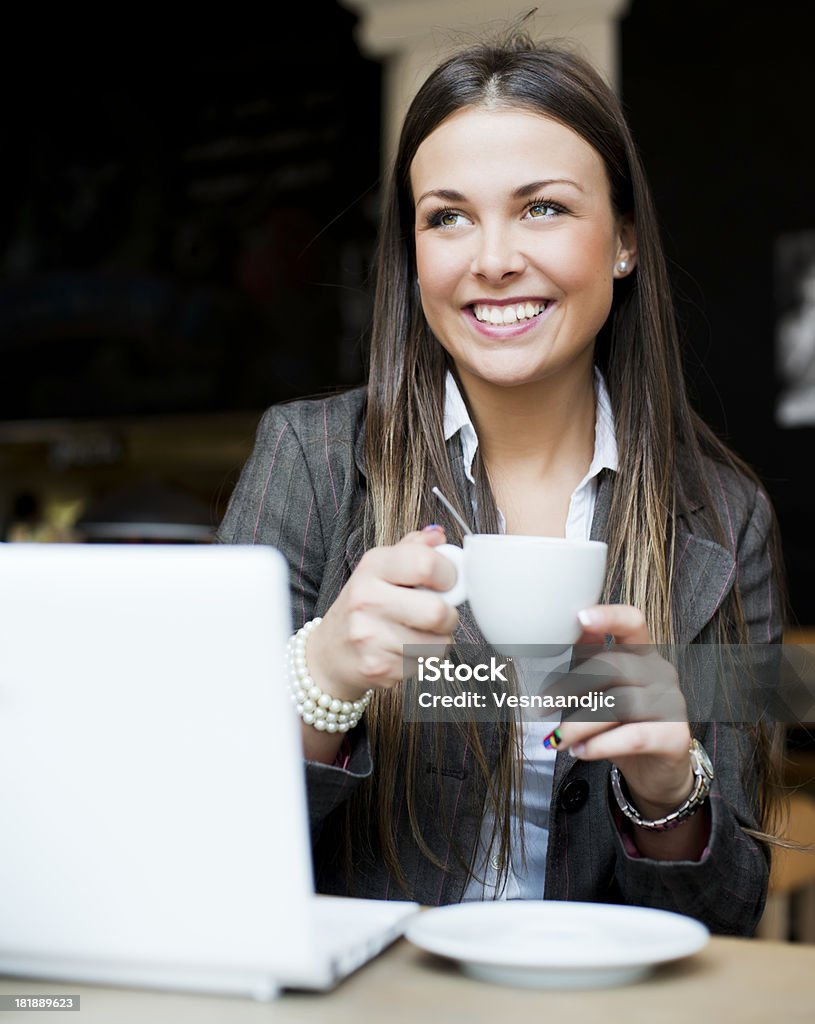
[
  {"left": 426, "top": 208, "right": 469, "bottom": 229},
  {"left": 525, "top": 198, "right": 567, "bottom": 220}
]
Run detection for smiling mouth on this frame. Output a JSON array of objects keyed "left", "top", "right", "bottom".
[{"left": 470, "top": 301, "right": 551, "bottom": 326}]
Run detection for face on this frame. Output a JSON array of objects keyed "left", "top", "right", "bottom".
[{"left": 410, "top": 105, "right": 636, "bottom": 392}]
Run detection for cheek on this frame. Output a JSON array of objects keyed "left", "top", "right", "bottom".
[
  {"left": 415, "top": 236, "right": 463, "bottom": 294},
  {"left": 543, "top": 230, "right": 615, "bottom": 293}
]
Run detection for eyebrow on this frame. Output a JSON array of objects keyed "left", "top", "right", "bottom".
[{"left": 415, "top": 178, "right": 585, "bottom": 206}]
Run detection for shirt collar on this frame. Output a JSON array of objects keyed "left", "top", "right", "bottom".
[
  {"left": 443, "top": 368, "right": 618, "bottom": 486},
  {"left": 443, "top": 372, "right": 480, "bottom": 485}
]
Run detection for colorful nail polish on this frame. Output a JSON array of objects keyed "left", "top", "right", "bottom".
[
  {"left": 423, "top": 524, "right": 442, "bottom": 532},
  {"left": 542, "top": 727, "right": 562, "bottom": 750}
]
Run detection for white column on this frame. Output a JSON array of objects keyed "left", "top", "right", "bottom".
[{"left": 341, "top": 0, "right": 631, "bottom": 166}]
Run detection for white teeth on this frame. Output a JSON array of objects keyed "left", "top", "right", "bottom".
[{"left": 473, "top": 302, "right": 547, "bottom": 324}]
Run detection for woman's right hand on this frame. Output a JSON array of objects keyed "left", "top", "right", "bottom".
[{"left": 305, "top": 526, "right": 460, "bottom": 703}]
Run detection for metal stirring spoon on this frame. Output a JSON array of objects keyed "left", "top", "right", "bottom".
[{"left": 431, "top": 486, "right": 473, "bottom": 536}]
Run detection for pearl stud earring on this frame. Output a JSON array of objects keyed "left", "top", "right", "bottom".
[{"left": 616, "top": 259, "right": 629, "bottom": 274}]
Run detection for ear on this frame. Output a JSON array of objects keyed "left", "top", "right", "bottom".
[{"left": 613, "top": 216, "right": 638, "bottom": 278}]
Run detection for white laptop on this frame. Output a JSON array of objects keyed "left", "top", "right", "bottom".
[{"left": 0, "top": 543, "right": 418, "bottom": 1000}]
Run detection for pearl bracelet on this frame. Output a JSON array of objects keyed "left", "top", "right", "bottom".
[{"left": 287, "top": 617, "right": 373, "bottom": 733}]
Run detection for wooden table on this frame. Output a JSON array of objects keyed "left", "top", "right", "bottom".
[
  {"left": 786, "top": 628, "right": 815, "bottom": 646},
  {"left": 1, "top": 935, "right": 813, "bottom": 1023}
]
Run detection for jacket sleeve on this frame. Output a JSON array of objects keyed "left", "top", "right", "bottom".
[
  {"left": 610, "top": 482, "right": 779, "bottom": 935},
  {"left": 217, "top": 400, "right": 373, "bottom": 839}
]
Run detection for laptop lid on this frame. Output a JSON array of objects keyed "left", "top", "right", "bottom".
[{"left": 0, "top": 543, "right": 317, "bottom": 997}]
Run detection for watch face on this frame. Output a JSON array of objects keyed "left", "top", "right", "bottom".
[{"left": 692, "top": 739, "right": 714, "bottom": 780}]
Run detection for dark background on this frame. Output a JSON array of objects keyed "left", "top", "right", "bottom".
[
  {"left": 621, "top": 0, "right": 815, "bottom": 623},
  {"left": 1, "top": 1, "right": 814, "bottom": 621},
  {"left": 0, "top": 4, "right": 381, "bottom": 419}
]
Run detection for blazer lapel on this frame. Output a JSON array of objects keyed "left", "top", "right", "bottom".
[
  {"left": 552, "top": 467, "right": 737, "bottom": 792},
  {"left": 588, "top": 467, "right": 737, "bottom": 640},
  {"left": 671, "top": 529, "right": 736, "bottom": 644}
]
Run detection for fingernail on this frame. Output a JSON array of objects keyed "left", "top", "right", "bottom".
[
  {"left": 578, "top": 609, "right": 602, "bottom": 628},
  {"left": 542, "top": 727, "right": 562, "bottom": 750},
  {"left": 423, "top": 524, "right": 442, "bottom": 532},
  {"left": 571, "top": 743, "right": 586, "bottom": 758}
]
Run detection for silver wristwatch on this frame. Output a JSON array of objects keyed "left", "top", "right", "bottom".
[{"left": 610, "top": 739, "right": 714, "bottom": 832}]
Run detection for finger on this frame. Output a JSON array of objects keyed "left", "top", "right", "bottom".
[
  {"left": 577, "top": 605, "right": 652, "bottom": 644},
  {"left": 363, "top": 541, "right": 457, "bottom": 591},
  {"left": 541, "top": 683, "right": 688, "bottom": 749},
  {"left": 400, "top": 526, "right": 448, "bottom": 546},
  {"left": 543, "top": 652, "right": 652, "bottom": 700},
  {"left": 545, "top": 655, "right": 685, "bottom": 726},
  {"left": 542, "top": 720, "right": 617, "bottom": 751},
  {"left": 546, "top": 650, "right": 676, "bottom": 692},
  {"left": 378, "top": 584, "right": 459, "bottom": 635},
  {"left": 574, "top": 629, "right": 610, "bottom": 648},
  {"left": 565, "top": 722, "right": 692, "bottom": 763},
  {"left": 351, "top": 576, "right": 458, "bottom": 635},
  {"left": 343, "top": 597, "right": 455, "bottom": 655}
]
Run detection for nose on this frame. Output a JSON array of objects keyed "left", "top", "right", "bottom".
[{"left": 469, "top": 223, "right": 527, "bottom": 282}]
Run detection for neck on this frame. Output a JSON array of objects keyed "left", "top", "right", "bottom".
[{"left": 455, "top": 360, "right": 597, "bottom": 484}]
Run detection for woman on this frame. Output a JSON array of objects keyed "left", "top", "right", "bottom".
[{"left": 218, "top": 36, "right": 785, "bottom": 934}]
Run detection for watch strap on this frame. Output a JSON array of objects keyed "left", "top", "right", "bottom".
[{"left": 610, "top": 741, "right": 713, "bottom": 832}]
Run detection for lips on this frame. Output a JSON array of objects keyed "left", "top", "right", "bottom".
[{"left": 464, "top": 298, "right": 555, "bottom": 337}]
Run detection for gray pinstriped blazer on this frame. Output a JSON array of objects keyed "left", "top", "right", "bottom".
[{"left": 217, "top": 386, "right": 781, "bottom": 935}]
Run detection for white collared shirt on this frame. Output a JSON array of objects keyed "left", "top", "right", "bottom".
[
  {"left": 444, "top": 369, "right": 618, "bottom": 900},
  {"left": 443, "top": 367, "right": 618, "bottom": 536}
]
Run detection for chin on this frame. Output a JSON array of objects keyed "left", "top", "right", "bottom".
[{"left": 463, "top": 360, "right": 554, "bottom": 389}]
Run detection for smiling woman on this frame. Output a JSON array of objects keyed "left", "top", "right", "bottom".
[
  {"left": 218, "top": 32, "right": 787, "bottom": 935},
  {"left": 412, "top": 107, "right": 633, "bottom": 400}
]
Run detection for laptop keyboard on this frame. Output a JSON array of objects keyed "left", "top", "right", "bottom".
[{"left": 310, "top": 896, "right": 419, "bottom": 981}]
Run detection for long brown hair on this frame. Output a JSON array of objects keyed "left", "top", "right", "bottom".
[{"left": 348, "top": 34, "right": 786, "bottom": 894}]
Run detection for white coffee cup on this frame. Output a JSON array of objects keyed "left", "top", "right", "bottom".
[{"left": 434, "top": 535, "right": 608, "bottom": 656}]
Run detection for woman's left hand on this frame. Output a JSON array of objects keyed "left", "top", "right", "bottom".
[{"left": 547, "top": 604, "right": 695, "bottom": 819}]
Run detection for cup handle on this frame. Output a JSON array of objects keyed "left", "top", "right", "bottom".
[{"left": 433, "top": 543, "right": 467, "bottom": 606}]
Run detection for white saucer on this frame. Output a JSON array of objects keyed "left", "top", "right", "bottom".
[{"left": 405, "top": 900, "right": 709, "bottom": 989}]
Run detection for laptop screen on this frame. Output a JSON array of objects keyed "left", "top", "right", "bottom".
[{"left": 0, "top": 543, "right": 315, "bottom": 993}]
